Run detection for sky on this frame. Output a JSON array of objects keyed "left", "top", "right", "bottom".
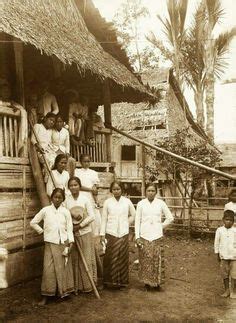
[{"left": 93, "top": 0, "right": 236, "bottom": 143}]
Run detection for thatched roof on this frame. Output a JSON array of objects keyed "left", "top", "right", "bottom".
[
  {"left": 0, "top": 0, "right": 153, "bottom": 100},
  {"left": 111, "top": 68, "right": 209, "bottom": 146}
]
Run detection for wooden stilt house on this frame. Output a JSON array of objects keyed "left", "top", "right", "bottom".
[{"left": 0, "top": 0, "right": 154, "bottom": 287}]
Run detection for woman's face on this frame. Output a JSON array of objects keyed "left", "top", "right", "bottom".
[
  {"left": 69, "top": 180, "right": 81, "bottom": 195},
  {"left": 44, "top": 116, "right": 55, "bottom": 129},
  {"left": 146, "top": 186, "right": 156, "bottom": 200},
  {"left": 56, "top": 157, "right": 67, "bottom": 173},
  {"left": 81, "top": 156, "right": 90, "bottom": 169},
  {"left": 55, "top": 117, "right": 64, "bottom": 131},
  {"left": 112, "top": 183, "right": 122, "bottom": 198},
  {"left": 51, "top": 192, "right": 64, "bottom": 208}
]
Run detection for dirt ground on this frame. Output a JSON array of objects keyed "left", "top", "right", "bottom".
[{"left": 0, "top": 236, "right": 236, "bottom": 323}]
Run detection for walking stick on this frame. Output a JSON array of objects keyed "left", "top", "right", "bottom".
[
  {"left": 75, "top": 239, "right": 101, "bottom": 299},
  {"left": 29, "top": 119, "right": 57, "bottom": 188}
]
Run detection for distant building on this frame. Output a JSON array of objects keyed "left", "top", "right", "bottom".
[{"left": 111, "top": 68, "right": 210, "bottom": 198}]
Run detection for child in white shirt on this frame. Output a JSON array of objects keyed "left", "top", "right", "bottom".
[{"left": 214, "top": 210, "right": 236, "bottom": 298}]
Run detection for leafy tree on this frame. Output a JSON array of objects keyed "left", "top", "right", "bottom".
[
  {"left": 113, "top": 0, "right": 159, "bottom": 72},
  {"left": 144, "top": 127, "right": 222, "bottom": 206}
]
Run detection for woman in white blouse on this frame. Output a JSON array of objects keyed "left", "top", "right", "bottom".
[
  {"left": 65, "top": 177, "right": 96, "bottom": 294},
  {"left": 46, "top": 154, "right": 70, "bottom": 197},
  {"left": 135, "top": 183, "right": 173, "bottom": 290},
  {"left": 100, "top": 181, "right": 136, "bottom": 289}
]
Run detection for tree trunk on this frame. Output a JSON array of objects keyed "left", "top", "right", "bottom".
[
  {"left": 205, "top": 75, "right": 215, "bottom": 142},
  {"left": 194, "top": 88, "right": 205, "bottom": 129}
]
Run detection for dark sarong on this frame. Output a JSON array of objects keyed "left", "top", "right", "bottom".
[
  {"left": 41, "top": 242, "right": 74, "bottom": 297},
  {"left": 103, "top": 234, "right": 129, "bottom": 287},
  {"left": 138, "top": 238, "right": 165, "bottom": 287}
]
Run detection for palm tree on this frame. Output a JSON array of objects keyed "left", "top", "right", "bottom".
[
  {"left": 147, "top": 0, "right": 236, "bottom": 138},
  {"left": 204, "top": 0, "right": 236, "bottom": 141}
]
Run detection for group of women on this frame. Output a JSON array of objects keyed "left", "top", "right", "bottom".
[{"left": 30, "top": 150, "right": 174, "bottom": 305}]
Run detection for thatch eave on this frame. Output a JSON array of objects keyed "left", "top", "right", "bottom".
[{"left": 0, "top": 0, "right": 155, "bottom": 102}]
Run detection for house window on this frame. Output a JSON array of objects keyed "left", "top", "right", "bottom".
[{"left": 121, "top": 145, "right": 136, "bottom": 161}]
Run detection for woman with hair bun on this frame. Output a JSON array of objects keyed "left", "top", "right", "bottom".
[
  {"left": 100, "top": 181, "right": 136, "bottom": 289},
  {"left": 135, "top": 183, "right": 173, "bottom": 291}
]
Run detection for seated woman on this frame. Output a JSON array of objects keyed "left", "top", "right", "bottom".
[
  {"left": 31, "top": 112, "right": 57, "bottom": 174},
  {"left": 51, "top": 114, "right": 76, "bottom": 177}
]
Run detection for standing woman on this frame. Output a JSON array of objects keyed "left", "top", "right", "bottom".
[
  {"left": 100, "top": 181, "right": 136, "bottom": 289},
  {"left": 135, "top": 183, "right": 173, "bottom": 290},
  {"left": 46, "top": 154, "right": 70, "bottom": 197},
  {"left": 65, "top": 177, "right": 97, "bottom": 294},
  {"left": 30, "top": 188, "right": 74, "bottom": 305}
]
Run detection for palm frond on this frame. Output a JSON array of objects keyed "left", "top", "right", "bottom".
[
  {"left": 213, "top": 27, "right": 236, "bottom": 78},
  {"left": 146, "top": 32, "right": 174, "bottom": 62},
  {"left": 205, "top": 0, "right": 224, "bottom": 28}
]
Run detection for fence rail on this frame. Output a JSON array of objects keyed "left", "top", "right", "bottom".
[
  {"left": 70, "top": 128, "right": 111, "bottom": 164},
  {"left": 0, "top": 105, "right": 21, "bottom": 158}
]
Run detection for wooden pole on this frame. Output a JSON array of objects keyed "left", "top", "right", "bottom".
[
  {"left": 140, "top": 144, "right": 146, "bottom": 196},
  {"left": 103, "top": 79, "right": 112, "bottom": 163},
  {"left": 29, "top": 119, "right": 57, "bottom": 188},
  {"left": 13, "top": 38, "right": 25, "bottom": 107},
  {"left": 107, "top": 125, "right": 236, "bottom": 181},
  {"left": 75, "top": 240, "right": 101, "bottom": 299}
]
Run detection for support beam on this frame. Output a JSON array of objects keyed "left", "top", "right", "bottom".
[
  {"left": 108, "top": 124, "right": 236, "bottom": 181},
  {"left": 103, "top": 79, "right": 112, "bottom": 162},
  {"left": 13, "top": 38, "right": 25, "bottom": 107},
  {"left": 140, "top": 144, "right": 146, "bottom": 196}
]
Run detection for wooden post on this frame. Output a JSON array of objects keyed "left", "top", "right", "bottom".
[
  {"left": 141, "top": 144, "right": 146, "bottom": 196},
  {"left": 22, "top": 165, "right": 27, "bottom": 250},
  {"left": 103, "top": 79, "right": 112, "bottom": 163},
  {"left": 13, "top": 38, "right": 25, "bottom": 107}
]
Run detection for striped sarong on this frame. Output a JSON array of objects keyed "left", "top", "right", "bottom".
[
  {"left": 103, "top": 234, "right": 129, "bottom": 287},
  {"left": 72, "top": 232, "right": 97, "bottom": 293},
  {"left": 41, "top": 242, "right": 74, "bottom": 297},
  {"left": 138, "top": 238, "right": 165, "bottom": 287}
]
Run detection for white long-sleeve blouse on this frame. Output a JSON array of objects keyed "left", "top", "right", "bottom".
[
  {"left": 135, "top": 198, "right": 174, "bottom": 241},
  {"left": 100, "top": 196, "right": 136, "bottom": 238},
  {"left": 30, "top": 204, "right": 74, "bottom": 244}
]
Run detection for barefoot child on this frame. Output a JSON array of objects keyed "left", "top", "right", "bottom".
[
  {"left": 214, "top": 210, "right": 236, "bottom": 298},
  {"left": 30, "top": 188, "right": 74, "bottom": 305}
]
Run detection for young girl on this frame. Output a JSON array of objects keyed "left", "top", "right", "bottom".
[
  {"left": 46, "top": 154, "right": 70, "bottom": 197},
  {"left": 135, "top": 183, "right": 173, "bottom": 291},
  {"left": 30, "top": 188, "right": 74, "bottom": 305},
  {"left": 65, "top": 177, "right": 97, "bottom": 294},
  {"left": 100, "top": 181, "right": 136, "bottom": 289}
]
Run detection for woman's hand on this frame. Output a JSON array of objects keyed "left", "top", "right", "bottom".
[
  {"left": 35, "top": 143, "right": 44, "bottom": 154},
  {"left": 73, "top": 223, "right": 81, "bottom": 232},
  {"left": 136, "top": 238, "right": 143, "bottom": 249}
]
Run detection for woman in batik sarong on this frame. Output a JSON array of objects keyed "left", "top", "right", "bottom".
[
  {"left": 135, "top": 183, "right": 173, "bottom": 291},
  {"left": 100, "top": 181, "right": 136, "bottom": 289},
  {"left": 30, "top": 188, "right": 74, "bottom": 305},
  {"left": 65, "top": 177, "right": 97, "bottom": 294}
]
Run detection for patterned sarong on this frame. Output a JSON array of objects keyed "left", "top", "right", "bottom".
[
  {"left": 103, "top": 234, "right": 129, "bottom": 287},
  {"left": 41, "top": 242, "right": 74, "bottom": 297},
  {"left": 138, "top": 238, "right": 165, "bottom": 287},
  {"left": 72, "top": 232, "right": 97, "bottom": 293}
]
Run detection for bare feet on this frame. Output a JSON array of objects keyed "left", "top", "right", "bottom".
[
  {"left": 38, "top": 296, "right": 47, "bottom": 306},
  {"left": 220, "top": 289, "right": 230, "bottom": 298},
  {"left": 230, "top": 292, "right": 236, "bottom": 299}
]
